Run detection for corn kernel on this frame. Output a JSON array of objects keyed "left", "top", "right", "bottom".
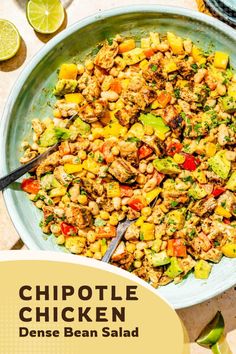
[
  {"left": 109, "top": 214, "right": 119, "bottom": 226},
  {"left": 126, "top": 243, "right": 136, "bottom": 253},
  {"left": 100, "top": 210, "right": 110, "bottom": 220},
  {"left": 56, "top": 235, "right": 65, "bottom": 245},
  {"left": 84, "top": 250, "right": 93, "bottom": 258},
  {"left": 134, "top": 250, "right": 144, "bottom": 260},
  {"left": 53, "top": 108, "right": 62, "bottom": 118},
  {"left": 77, "top": 63, "right": 85, "bottom": 75},
  {"left": 122, "top": 205, "right": 128, "bottom": 212},
  {"left": 151, "top": 99, "right": 160, "bottom": 109},
  {"left": 61, "top": 195, "right": 70, "bottom": 204},
  {"left": 78, "top": 194, "right": 88, "bottom": 205},
  {"left": 173, "top": 153, "right": 185, "bottom": 164},
  {"left": 135, "top": 217, "right": 145, "bottom": 227},
  {"left": 133, "top": 260, "right": 142, "bottom": 268},
  {"left": 141, "top": 207, "right": 152, "bottom": 217},
  {"left": 85, "top": 59, "right": 94, "bottom": 71},
  {"left": 87, "top": 231, "right": 96, "bottom": 243}
]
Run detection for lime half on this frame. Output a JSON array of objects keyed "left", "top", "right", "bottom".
[
  {"left": 211, "top": 336, "right": 232, "bottom": 354},
  {"left": 196, "top": 311, "right": 225, "bottom": 347},
  {"left": 27, "top": 0, "right": 65, "bottom": 34},
  {"left": 0, "top": 20, "right": 21, "bottom": 61}
]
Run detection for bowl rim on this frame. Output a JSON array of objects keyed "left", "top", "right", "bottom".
[{"left": 1, "top": 4, "right": 236, "bottom": 308}]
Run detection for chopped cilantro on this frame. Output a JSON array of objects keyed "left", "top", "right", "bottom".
[
  {"left": 45, "top": 215, "right": 54, "bottom": 225},
  {"left": 170, "top": 201, "right": 179, "bottom": 207},
  {"left": 151, "top": 64, "right": 157, "bottom": 72},
  {"left": 174, "top": 88, "right": 181, "bottom": 99}
]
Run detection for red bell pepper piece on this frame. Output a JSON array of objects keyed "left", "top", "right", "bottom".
[
  {"left": 100, "top": 141, "right": 115, "bottom": 163},
  {"left": 60, "top": 222, "right": 77, "bottom": 236},
  {"left": 21, "top": 178, "right": 40, "bottom": 194},
  {"left": 128, "top": 197, "right": 145, "bottom": 211},
  {"left": 144, "top": 48, "right": 155, "bottom": 58},
  {"left": 223, "top": 218, "right": 231, "bottom": 224},
  {"left": 166, "top": 141, "right": 183, "bottom": 156},
  {"left": 167, "top": 239, "right": 187, "bottom": 258},
  {"left": 157, "top": 91, "right": 172, "bottom": 108},
  {"left": 120, "top": 185, "right": 134, "bottom": 198},
  {"left": 181, "top": 154, "right": 199, "bottom": 171},
  {"left": 138, "top": 144, "right": 153, "bottom": 159},
  {"left": 212, "top": 187, "right": 225, "bottom": 197}
]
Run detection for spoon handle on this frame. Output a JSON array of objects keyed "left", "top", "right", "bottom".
[{"left": 0, "top": 143, "right": 59, "bottom": 191}]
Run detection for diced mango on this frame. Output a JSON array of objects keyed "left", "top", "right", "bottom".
[
  {"left": 145, "top": 187, "right": 162, "bottom": 204},
  {"left": 128, "top": 123, "right": 145, "bottom": 139},
  {"left": 49, "top": 187, "right": 67, "bottom": 198},
  {"left": 135, "top": 217, "right": 146, "bottom": 227},
  {"left": 65, "top": 93, "right": 84, "bottom": 104},
  {"left": 141, "top": 37, "right": 151, "bottom": 49},
  {"left": 191, "top": 45, "right": 206, "bottom": 65},
  {"left": 59, "top": 63, "right": 78, "bottom": 80},
  {"left": 150, "top": 32, "right": 160, "bottom": 48},
  {"left": 167, "top": 32, "right": 184, "bottom": 55},
  {"left": 64, "top": 163, "right": 83, "bottom": 174},
  {"left": 140, "top": 223, "right": 155, "bottom": 241},
  {"left": 215, "top": 205, "right": 232, "bottom": 218},
  {"left": 82, "top": 158, "right": 100, "bottom": 174},
  {"left": 221, "top": 243, "right": 236, "bottom": 258},
  {"left": 228, "top": 83, "right": 236, "bottom": 99},
  {"left": 122, "top": 48, "right": 146, "bottom": 65},
  {"left": 121, "top": 79, "right": 130, "bottom": 90},
  {"left": 139, "top": 59, "right": 149, "bottom": 70},
  {"left": 214, "top": 51, "right": 229, "bottom": 70},
  {"left": 163, "top": 59, "right": 178, "bottom": 73},
  {"left": 205, "top": 142, "right": 217, "bottom": 157},
  {"left": 106, "top": 182, "right": 121, "bottom": 198},
  {"left": 118, "top": 39, "right": 136, "bottom": 53}
]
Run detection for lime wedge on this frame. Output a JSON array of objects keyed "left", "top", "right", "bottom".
[
  {"left": 196, "top": 311, "right": 224, "bottom": 347},
  {"left": 27, "top": 0, "right": 65, "bottom": 34},
  {"left": 211, "top": 336, "right": 232, "bottom": 354},
  {"left": 0, "top": 20, "right": 21, "bottom": 61}
]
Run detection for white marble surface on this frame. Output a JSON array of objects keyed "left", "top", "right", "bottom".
[{"left": 0, "top": 1, "right": 235, "bottom": 353}]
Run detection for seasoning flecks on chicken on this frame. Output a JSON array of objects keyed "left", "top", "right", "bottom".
[
  {"left": 65, "top": 204, "right": 92, "bottom": 228},
  {"left": 94, "top": 40, "right": 119, "bottom": 70},
  {"left": 78, "top": 99, "right": 108, "bottom": 123},
  {"left": 108, "top": 158, "right": 138, "bottom": 184}
]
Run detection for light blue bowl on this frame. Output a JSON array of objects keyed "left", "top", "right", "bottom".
[{"left": 1, "top": 5, "right": 236, "bottom": 309}]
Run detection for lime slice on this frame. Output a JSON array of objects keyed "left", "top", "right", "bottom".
[
  {"left": 196, "top": 311, "right": 224, "bottom": 347},
  {"left": 211, "top": 336, "right": 232, "bottom": 354},
  {"left": 0, "top": 20, "right": 21, "bottom": 61},
  {"left": 27, "top": 0, "right": 65, "bottom": 34}
]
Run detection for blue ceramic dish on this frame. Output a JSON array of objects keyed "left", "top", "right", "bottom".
[{"left": 1, "top": 5, "right": 236, "bottom": 309}]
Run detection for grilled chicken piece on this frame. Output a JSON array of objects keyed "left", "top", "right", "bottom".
[
  {"left": 125, "top": 223, "right": 140, "bottom": 240},
  {"left": 78, "top": 73, "right": 100, "bottom": 102},
  {"left": 65, "top": 204, "right": 92, "bottom": 228},
  {"left": 94, "top": 40, "right": 119, "bottom": 70},
  {"left": 82, "top": 179, "right": 104, "bottom": 198},
  {"left": 78, "top": 99, "right": 108, "bottom": 123},
  {"left": 218, "top": 191, "right": 236, "bottom": 216},
  {"left": 36, "top": 152, "right": 60, "bottom": 177},
  {"left": 112, "top": 241, "right": 126, "bottom": 262},
  {"left": 53, "top": 165, "right": 73, "bottom": 186},
  {"left": 200, "top": 248, "right": 222, "bottom": 263},
  {"left": 54, "top": 100, "right": 79, "bottom": 117},
  {"left": 108, "top": 158, "right": 137, "bottom": 184},
  {"left": 115, "top": 105, "right": 138, "bottom": 126},
  {"left": 190, "top": 196, "right": 217, "bottom": 216},
  {"left": 119, "top": 141, "right": 138, "bottom": 164}
]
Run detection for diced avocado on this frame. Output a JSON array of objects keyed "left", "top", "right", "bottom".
[
  {"left": 139, "top": 113, "right": 170, "bottom": 134},
  {"left": 208, "top": 150, "right": 231, "bottom": 180},
  {"left": 74, "top": 117, "right": 91, "bottom": 136},
  {"left": 194, "top": 260, "right": 212, "bottom": 279},
  {"left": 40, "top": 174, "right": 62, "bottom": 191},
  {"left": 54, "top": 127, "right": 71, "bottom": 140},
  {"left": 166, "top": 209, "right": 186, "bottom": 230},
  {"left": 153, "top": 157, "right": 181, "bottom": 175},
  {"left": 54, "top": 79, "right": 78, "bottom": 96},
  {"left": 226, "top": 171, "right": 236, "bottom": 191},
  {"left": 221, "top": 96, "right": 236, "bottom": 113},
  {"left": 165, "top": 257, "right": 183, "bottom": 278},
  {"left": 188, "top": 183, "right": 208, "bottom": 200},
  {"left": 151, "top": 239, "right": 162, "bottom": 253},
  {"left": 39, "top": 127, "right": 58, "bottom": 147},
  {"left": 147, "top": 250, "right": 171, "bottom": 267}
]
